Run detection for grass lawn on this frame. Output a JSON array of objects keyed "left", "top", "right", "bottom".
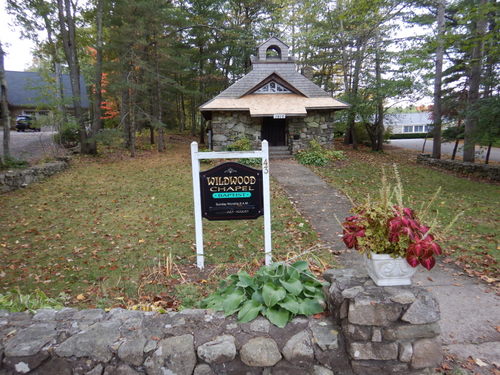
[
  {"left": 0, "top": 139, "right": 323, "bottom": 310},
  {"left": 312, "top": 143, "right": 499, "bottom": 281}
]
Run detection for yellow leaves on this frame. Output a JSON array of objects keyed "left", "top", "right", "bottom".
[
  {"left": 76, "top": 294, "right": 86, "bottom": 301},
  {"left": 138, "top": 239, "right": 145, "bottom": 244}
]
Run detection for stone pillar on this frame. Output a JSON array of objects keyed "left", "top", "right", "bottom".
[{"left": 324, "top": 269, "right": 442, "bottom": 375}]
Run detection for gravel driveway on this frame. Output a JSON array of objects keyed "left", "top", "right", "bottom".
[{"left": 0, "top": 129, "right": 64, "bottom": 163}]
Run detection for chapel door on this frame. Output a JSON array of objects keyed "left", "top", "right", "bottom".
[{"left": 261, "top": 118, "right": 286, "bottom": 146}]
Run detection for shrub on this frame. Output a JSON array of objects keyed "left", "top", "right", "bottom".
[
  {"left": 227, "top": 137, "right": 261, "bottom": 167},
  {"left": 0, "top": 157, "right": 29, "bottom": 170},
  {"left": 53, "top": 117, "right": 80, "bottom": 148},
  {"left": 295, "top": 140, "right": 346, "bottom": 166},
  {"left": 201, "top": 261, "right": 326, "bottom": 328}
]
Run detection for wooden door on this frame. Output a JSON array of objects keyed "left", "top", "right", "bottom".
[{"left": 261, "top": 118, "right": 286, "bottom": 146}]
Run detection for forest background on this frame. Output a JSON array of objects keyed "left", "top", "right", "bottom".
[{"left": 0, "top": 0, "right": 498, "bottom": 162}]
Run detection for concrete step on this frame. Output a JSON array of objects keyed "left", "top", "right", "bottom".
[{"left": 269, "top": 146, "right": 289, "bottom": 152}]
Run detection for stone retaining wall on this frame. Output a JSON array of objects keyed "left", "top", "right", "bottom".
[
  {"left": 0, "top": 159, "right": 69, "bottom": 193},
  {"left": 417, "top": 154, "right": 500, "bottom": 181},
  {"left": 0, "top": 269, "right": 441, "bottom": 374}
]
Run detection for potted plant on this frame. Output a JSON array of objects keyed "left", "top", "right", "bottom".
[{"left": 341, "top": 167, "right": 449, "bottom": 286}]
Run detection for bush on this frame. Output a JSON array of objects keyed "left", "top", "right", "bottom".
[
  {"left": 227, "top": 137, "right": 261, "bottom": 167},
  {"left": 201, "top": 261, "right": 326, "bottom": 328},
  {"left": 54, "top": 117, "right": 80, "bottom": 148},
  {"left": 295, "top": 140, "right": 346, "bottom": 166},
  {"left": 0, "top": 157, "right": 29, "bottom": 170}
]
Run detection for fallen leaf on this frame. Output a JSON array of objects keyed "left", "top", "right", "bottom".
[
  {"left": 474, "top": 358, "right": 488, "bottom": 367},
  {"left": 76, "top": 294, "right": 86, "bottom": 301}
]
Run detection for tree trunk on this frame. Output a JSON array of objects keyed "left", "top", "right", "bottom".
[
  {"left": 432, "top": 0, "right": 446, "bottom": 159},
  {"left": 463, "top": 0, "right": 488, "bottom": 163},
  {"left": 344, "top": 41, "right": 363, "bottom": 150},
  {"left": 155, "top": 40, "right": 165, "bottom": 152},
  {"left": 57, "top": 0, "right": 88, "bottom": 153},
  {"left": 374, "top": 34, "right": 384, "bottom": 152},
  {"left": 485, "top": 142, "right": 492, "bottom": 164},
  {"left": 0, "top": 43, "right": 10, "bottom": 163},
  {"left": 89, "top": 0, "right": 104, "bottom": 155},
  {"left": 452, "top": 138, "right": 459, "bottom": 160},
  {"left": 121, "top": 71, "right": 130, "bottom": 148}
]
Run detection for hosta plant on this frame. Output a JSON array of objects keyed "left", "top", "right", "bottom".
[
  {"left": 201, "top": 261, "right": 326, "bottom": 328},
  {"left": 342, "top": 166, "right": 455, "bottom": 271}
]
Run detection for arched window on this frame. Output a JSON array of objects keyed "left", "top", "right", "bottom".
[{"left": 266, "top": 45, "right": 281, "bottom": 60}]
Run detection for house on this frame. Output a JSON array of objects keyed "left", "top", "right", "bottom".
[
  {"left": 385, "top": 112, "right": 434, "bottom": 134},
  {"left": 4, "top": 70, "right": 89, "bottom": 128},
  {"left": 200, "top": 37, "right": 349, "bottom": 153}
]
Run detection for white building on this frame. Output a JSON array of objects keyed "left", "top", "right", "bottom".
[{"left": 385, "top": 112, "right": 433, "bottom": 134}]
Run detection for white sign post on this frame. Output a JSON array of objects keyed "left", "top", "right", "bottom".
[{"left": 191, "top": 141, "right": 272, "bottom": 269}]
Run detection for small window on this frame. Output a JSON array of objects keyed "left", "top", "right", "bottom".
[
  {"left": 403, "top": 126, "right": 413, "bottom": 133},
  {"left": 255, "top": 81, "right": 291, "bottom": 94},
  {"left": 414, "top": 125, "right": 424, "bottom": 132}
]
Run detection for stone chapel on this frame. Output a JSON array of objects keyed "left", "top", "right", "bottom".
[{"left": 199, "top": 37, "right": 349, "bottom": 154}]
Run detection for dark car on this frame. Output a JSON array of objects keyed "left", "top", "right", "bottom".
[{"left": 16, "top": 115, "right": 40, "bottom": 132}]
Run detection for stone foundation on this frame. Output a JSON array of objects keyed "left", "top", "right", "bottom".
[
  {"left": 324, "top": 269, "right": 442, "bottom": 375},
  {"left": 210, "top": 111, "right": 335, "bottom": 153},
  {"left": 417, "top": 154, "right": 500, "bottom": 181},
  {"left": 0, "top": 158, "right": 69, "bottom": 193},
  {"left": 0, "top": 269, "right": 442, "bottom": 374}
]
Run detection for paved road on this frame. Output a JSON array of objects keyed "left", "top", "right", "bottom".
[
  {"left": 271, "top": 158, "right": 500, "bottom": 375},
  {"left": 389, "top": 138, "right": 500, "bottom": 162},
  {"left": 0, "top": 129, "right": 61, "bottom": 163}
]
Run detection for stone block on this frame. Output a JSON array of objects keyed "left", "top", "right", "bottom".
[
  {"left": 310, "top": 319, "right": 339, "bottom": 351},
  {"left": 402, "top": 292, "right": 440, "bottom": 324},
  {"left": 342, "top": 322, "right": 371, "bottom": 341},
  {"left": 348, "top": 296, "right": 402, "bottom": 326},
  {"left": 399, "top": 342, "right": 413, "bottom": 363},
  {"left": 411, "top": 338, "right": 442, "bottom": 369},
  {"left": 143, "top": 334, "right": 196, "bottom": 375},
  {"left": 282, "top": 330, "right": 314, "bottom": 365},
  {"left": 371, "top": 328, "right": 382, "bottom": 342},
  {"left": 351, "top": 360, "right": 409, "bottom": 375},
  {"left": 349, "top": 342, "right": 398, "bottom": 360},
  {"left": 5, "top": 323, "right": 57, "bottom": 357},
  {"left": 197, "top": 335, "right": 236, "bottom": 364},
  {"left": 240, "top": 337, "right": 281, "bottom": 367},
  {"left": 383, "top": 323, "right": 440, "bottom": 341},
  {"left": 117, "top": 335, "right": 147, "bottom": 366},
  {"left": 55, "top": 321, "right": 121, "bottom": 362},
  {"left": 194, "top": 364, "right": 215, "bottom": 375}
]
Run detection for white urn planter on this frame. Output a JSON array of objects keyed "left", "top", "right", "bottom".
[{"left": 364, "top": 252, "right": 417, "bottom": 286}]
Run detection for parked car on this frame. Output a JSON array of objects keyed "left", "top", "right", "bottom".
[{"left": 16, "top": 115, "right": 40, "bottom": 132}]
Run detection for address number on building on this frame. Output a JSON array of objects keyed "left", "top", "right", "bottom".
[{"left": 273, "top": 114, "right": 286, "bottom": 119}]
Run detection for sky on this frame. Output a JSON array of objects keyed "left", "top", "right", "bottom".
[{"left": 0, "top": 0, "right": 38, "bottom": 71}]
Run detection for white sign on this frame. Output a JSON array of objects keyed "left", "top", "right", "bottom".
[
  {"left": 273, "top": 114, "right": 286, "bottom": 119},
  {"left": 191, "top": 141, "right": 272, "bottom": 269}
]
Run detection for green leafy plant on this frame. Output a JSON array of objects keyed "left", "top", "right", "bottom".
[
  {"left": 0, "top": 157, "right": 29, "bottom": 170},
  {"left": 295, "top": 139, "right": 346, "bottom": 166},
  {"left": 201, "top": 261, "right": 326, "bottom": 328},
  {"left": 227, "top": 137, "right": 261, "bottom": 166},
  {"left": 53, "top": 117, "right": 80, "bottom": 148},
  {"left": 0, "top": 288, "right": 65, "bottom": 313}
]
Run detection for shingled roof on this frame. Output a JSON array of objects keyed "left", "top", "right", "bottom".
[
  {"left": 5, "top": 70, "right": 90, "bottom": 108},
  {"left": 200, "top": 37, "right": 348, "bottom": 118}
]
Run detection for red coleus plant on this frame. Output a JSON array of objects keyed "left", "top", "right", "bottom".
[{"left": 342, "top": 204, "right": 441, "bottom": 270}]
